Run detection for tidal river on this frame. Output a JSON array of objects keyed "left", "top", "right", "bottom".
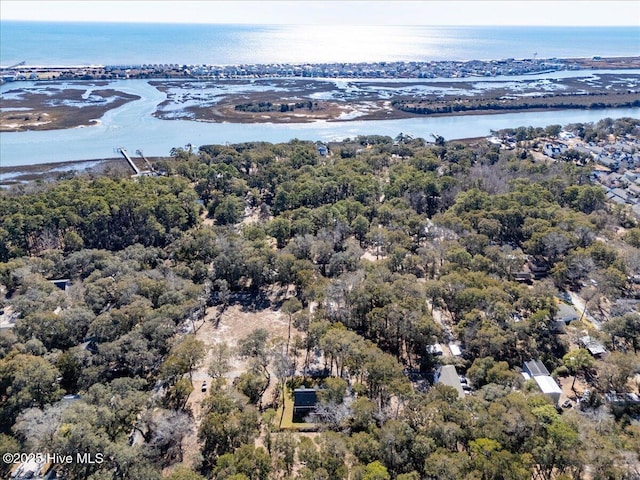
[{"left": 1, "top": 78, "right": 639, "bottom": 168}]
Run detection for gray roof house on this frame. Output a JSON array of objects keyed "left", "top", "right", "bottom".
[
  {"left": 293, "top": 387, "right": 319, "bottom": 422},
  {"left": 435, "top": 365, "right": 464, "bottom": 399},
  {"left": 556, "top": 303, "right": 579, "bottom": 324}
]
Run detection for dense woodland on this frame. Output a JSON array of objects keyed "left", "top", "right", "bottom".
[{"left": 1, "top": 117, "right": 640, "bottom": 479}]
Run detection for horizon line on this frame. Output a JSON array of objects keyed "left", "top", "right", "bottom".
[{"left": 2, "top": 19, "right": 639, "bottom": 27}]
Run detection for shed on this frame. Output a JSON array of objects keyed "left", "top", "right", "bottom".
[
  {"left": 580, "top": 336, "right": 607, "bottom": 357},
  {"left": 448, "top": 343, "right": 462, "bottom": 357},
  {"left": 293, "top": 387, "right": 318, "bottom": 422},
  {"left": 427, "top": 344, "right": 444, "bottom": 356},
  {"left": 436, "top": 365, "right": 464, "bottom": 399}
]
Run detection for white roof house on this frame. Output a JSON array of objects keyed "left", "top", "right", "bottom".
[
  {"left": 523, "top": 360, "right": 562, "bottom": 404},
  {"left": 533, "top": 375, "right": 562, "bottom": 405}
]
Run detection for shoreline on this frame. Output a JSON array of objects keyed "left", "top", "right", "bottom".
[{"left": 0, "top": 158, "right": 127, "bottom": 186}]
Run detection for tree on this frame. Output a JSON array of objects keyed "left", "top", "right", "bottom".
[
  {"left": 362, "top": 461, "right": 391, "bottom": 480},
  {"left": 238, "top": 329, "right": 272, "bottom": 406},
  {"left": 165, "top": 377, "right": 194, "bottom": 411},
  {"left": 144, "top": 409, "right": 192, "bottom": 466},
  {"left": 0, "top": 354, "right": 63, "bottom": 428},
  {"left": 213, "top": 196, "right": 244, "bottom": 225},
  {"left": 563, "top": 348, "right": 595, "bottom": 392},
  {"left": 214, "top": 444, "right": 271, "bottom": 480},
  {"left": 319, "top": 377, "right": 348, "bottom": 405},
  {"left": 282, "top": 298, "right": 302, "bottom": 355},
  {"left": 166, "top": 466, "right": 207, "bottom": 480},
  {"left": 235, "top": 371, "right": 269, "bottom": 404},
  {"left": 208, "top": 342, "right": 232, "bottom": 379},
  {"left": 596, "top": 352, "right": 639, "bottom": 393},
  {"left": 352, "top": 215, "right": 370, "bottom": 246},
  {"left": 199, "top": 383, "right": 260, "bottom": 470},
  {"left": 605, "top": 313, "right": 640, "bottom": 353},
  {"left": 0, "top": 433, "right": 20, "bottom": 478},
  {"left": 273, "top": 432, "right": 297, "bottom": 476},
  {"left": 160, "top": 336, "right": 206, "bottom": 383},
  {"left": 467, "top": 357, "right": 518, "bottom": 388},
  {"left": 268, "top": 218, "right": 292, "bottom": 249},
  {"left": 378, "top": 420, "right": 415, "bottom": 476}
]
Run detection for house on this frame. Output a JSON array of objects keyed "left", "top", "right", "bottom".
[
  {"left": 628, "top": 184, "right": 640, "bottom": 198},
  {"left": 543, "top": 142, "right": 568, "bottom": 159},
  {"left": 293, "top": 387, "right": 319, "bottom": 422},
  {"left": 579, "top": 336, "right": 607, "bottom": 357},
  {"left": 610, "top": 188, "right": 630, "bottom": 203},
  {"left": 527, "top": 256, "right": 549, "bottom": 279},
  {"left": 512, "top": 271, "right": 533, "bottom": 283},
  {"left": 607, "top": 190, "right": 629, "bottom": 205},
  {"left": 556, "top": 303, "right": 579, "bottom": 324},
  {"left": 598, "top": 157, "right": 620, "bottom": 170},
  {"left": 435, "top": 365, "right": 464, "bottom": 399},
  {"left": 522, "top": 360, "right": 562, "bottom": 404}
]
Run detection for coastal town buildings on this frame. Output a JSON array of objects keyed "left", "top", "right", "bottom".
[{"left": 2, "top": 56, "right": 638, "bottom": 83}]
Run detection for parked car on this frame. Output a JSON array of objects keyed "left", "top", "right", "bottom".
[{"left": 201, "top": 381, "right": 207, "bottom": 393}]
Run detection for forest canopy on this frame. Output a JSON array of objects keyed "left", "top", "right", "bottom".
[{"left": 2, "top": 118, "right": 640, "bottom": 479}]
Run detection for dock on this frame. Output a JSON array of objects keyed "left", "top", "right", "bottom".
[{"left": 118, "top": 147, "right": 140, "bottom": 175}]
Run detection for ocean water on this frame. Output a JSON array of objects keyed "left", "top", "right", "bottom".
[{"left": 1, "top": 22, "right": 639, "bottom": 66}]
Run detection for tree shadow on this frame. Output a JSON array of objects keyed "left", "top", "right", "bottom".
[{"left": 229, "top": 291, "right": 273, "bottom": 312}]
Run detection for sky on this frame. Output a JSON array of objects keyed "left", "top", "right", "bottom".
[{"left": 1, "top": 0, "right": 639, "bottom": 26}]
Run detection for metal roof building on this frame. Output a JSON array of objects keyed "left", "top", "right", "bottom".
[{"left": 523, "top": 360, "right": 562, "bottom": 405}]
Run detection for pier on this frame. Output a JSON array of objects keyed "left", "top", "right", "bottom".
[{"left": 118, "top": 147, "right": 140, "bottom": 175}]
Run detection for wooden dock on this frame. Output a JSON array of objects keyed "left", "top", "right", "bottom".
[{"left": 118, "top": 147, "right": 140, "bottom": 175}]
